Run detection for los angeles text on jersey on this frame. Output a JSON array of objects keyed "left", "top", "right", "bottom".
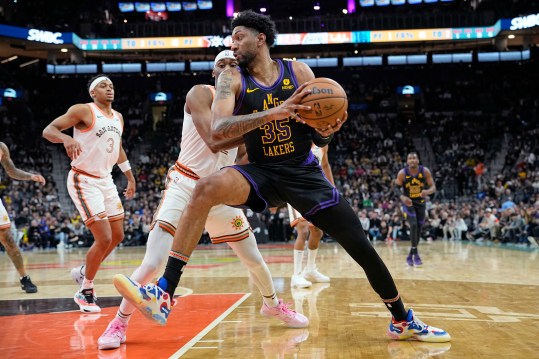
[
  {"left": 262, "top": 93, "right": 283, "bottom": 111},
  {"left": 95, "top": 126, "right": 121, "bottom": 138}
]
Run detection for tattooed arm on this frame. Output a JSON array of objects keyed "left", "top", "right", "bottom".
[
  {"left": 0, "top": 142, "right": 46, "bottom": 183},
  {"left": 210, "top": 63, "right": 313, "bottom": 141}
]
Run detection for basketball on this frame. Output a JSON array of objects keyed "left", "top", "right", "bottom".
[{"left": 296, "top": 77, "right": 348, "bottom": 129}]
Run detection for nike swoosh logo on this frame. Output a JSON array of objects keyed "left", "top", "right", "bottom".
[{"left": 246, "top": 88, "right": 259, "bottom": 93}]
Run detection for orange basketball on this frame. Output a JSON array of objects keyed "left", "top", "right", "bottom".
[{"left": 296, "top": 77, "right": 348, "bottom": 130}]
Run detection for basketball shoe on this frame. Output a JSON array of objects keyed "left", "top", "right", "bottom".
[
  {"left": 20, "top": 275, "right": 38, "bottom": 293},
  {"left": 388, "top": 309, "right": 451, "bottom": 342},
  {"left": 406, "top": 254, "right": 413, "bottom": 267},
  {"left": 112, "top": 274, "right": 175, "bottom": 326},
  {"left": 71, "top": 265, "right": 85, "bottom": 286},
  {"left": 302, "top": 268, "right": 330, "bottom": 283},
  {"left": 291, "top": 274, "right": 312, "bottom": 288},
  {"left": 98, "top": 317, "right": 127, "bottom": 350},
  {"left": 413, "top": 254, "right": 423, "bottom": 267},
  {"left": 74, "top": 288, "right": 101, "bottom": 313},
  {"left": 260, "top": 299, "right": 309, "bottom": 328}
]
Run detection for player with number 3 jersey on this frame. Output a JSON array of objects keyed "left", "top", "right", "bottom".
[{"left": 43, "top": 74, "right": 136, "bottom": 313}]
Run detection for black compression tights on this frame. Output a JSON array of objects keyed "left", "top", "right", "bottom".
[
  {"left": 409, "top": 220, "right": 420, "bottom": 248},
  {"left": 309, "top": 197, "right": 399, "bottom": 300}
]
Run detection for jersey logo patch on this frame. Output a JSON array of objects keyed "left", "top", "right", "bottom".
[
  {"left": 231, "top": 216, "right": 244, "bottom": 230},
  {"left": 246, "top": 88, "right": 259, "bottom": 93},
  {"left": 282, "top": 78, "right": 294, "bottom": 90}
]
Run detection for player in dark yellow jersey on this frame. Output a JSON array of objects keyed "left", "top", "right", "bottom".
[{"left": 394, "top": 152, "right": 436, "bottom": 267}]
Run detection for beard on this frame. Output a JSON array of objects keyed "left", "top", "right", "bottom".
[{"left": 238, "top": 52, "right": 255, "bottom": 68}]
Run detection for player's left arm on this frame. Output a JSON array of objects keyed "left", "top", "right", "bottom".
[
  {"left": 0, "top": 142, "right": 46, "bottom": 184},
  {"left": 421, "top": 167, "right": 436, "bottom": 198},
  {"left": 116, "top": 113, "right": 136, "bottom": 200},
  {"left": 212, "top": 67, "right": 312, "bottom": 140},
  {"left": 320, "top": 146, "right": 335, "bottom": 186}
]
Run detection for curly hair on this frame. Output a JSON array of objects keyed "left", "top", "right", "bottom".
[{"left": 231, "top": 10, "right": 278, "bottom": 47}]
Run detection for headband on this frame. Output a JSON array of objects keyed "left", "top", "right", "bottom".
[
  {"left": 214, "top": 50, "right": 236, "bottom": 65},
  {"left": 88, "top": 76, "right": 111, "bottom": 95}
]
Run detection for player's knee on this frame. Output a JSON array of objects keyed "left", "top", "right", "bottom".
[
  {"left": 0, "top": 229, "right": 16, "bottom": 249},
  {"left": 244, "top": 258, "right": 263, "bottom": 272},
  {"left": 114, "top": 230, "right": 124, "bottom": 243},
  {"left": 296, "top": 225, "right": 309, "bottom": 239},
  {"left": 311, "top": 226, "right": 323, "bottom": 239},
  {"left": 0, "top": 228, "right": 10, "bottom": 243},
  {"left": 94, "top": 233, "right": 113, "bottom": 248}
]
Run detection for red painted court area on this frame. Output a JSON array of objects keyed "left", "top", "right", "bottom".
[{"left": 0, "top": 293, "right": 247, "bottom": 359}]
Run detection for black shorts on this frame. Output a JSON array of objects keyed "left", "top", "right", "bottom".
[
  {"left": 402, "top": 203, "right": 426, "bottom": 225},
  {"left": 230, "top": 153, "right": 338, "bottom": 218}
]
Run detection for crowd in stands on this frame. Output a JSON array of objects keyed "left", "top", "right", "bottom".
[{"left": 1, "top": 62, "right": 538, "bottom": 253}]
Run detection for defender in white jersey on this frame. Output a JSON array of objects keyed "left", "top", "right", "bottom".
[
  {"left": 43, "top": 75, "right": 136, "bottom": 313},
  {"left": 287, "top": 145, "right": 333, "bottom": 288},
  {"left": 0, "top": 142, "right": 45, "bottom": 293},
  {"left": 101, "top": 51, "right": 307, "bottom": 350}
]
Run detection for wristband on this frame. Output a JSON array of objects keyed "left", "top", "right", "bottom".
[{"left": 118, "top": 161, "right": 131, "bottom": 173}]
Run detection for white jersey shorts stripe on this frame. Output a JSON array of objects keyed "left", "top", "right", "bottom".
[{"left": 67, "top": 169, "right": 124, "bottom": 225}]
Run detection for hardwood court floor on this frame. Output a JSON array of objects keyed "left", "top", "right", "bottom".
[{"left": 1, "top": 240, "right": 538, "bottom": 358}]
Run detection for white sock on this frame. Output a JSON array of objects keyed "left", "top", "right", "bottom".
[
  {"left": 116, "top": 310, "right": 130, "bottom": 324},
  {"left": 262, "top": 293, "right": 279, "bottom": 307},
  {"left": 81, "top": 278, "right": 94, "bottom": 290},
  {"left": 227, "top": 232, "right": 279, "bottom": 307},
  {"left": 293, "top": 249, "right": 304, "bottom": 275},
  {"left": 306, "top": 248, "right": 318, "bottom": 271}
]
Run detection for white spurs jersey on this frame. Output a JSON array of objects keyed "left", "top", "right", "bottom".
[
  {"left": 71, "top": 103, "right": 123, "bottom": 177},
  {"left": 176, "top": 85, "right": 238, "bottom": 179}
]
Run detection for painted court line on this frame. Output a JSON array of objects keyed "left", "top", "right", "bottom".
[
  {"left": 169, "top": 293, "right": 251, "bottom": 358},
  {"left": 198, "top": 339, "right": 224, "bottom": 343}
]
